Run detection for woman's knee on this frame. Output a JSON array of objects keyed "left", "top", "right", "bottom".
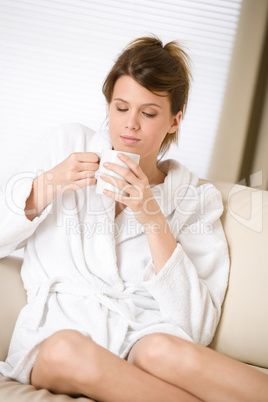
[
  {"left": 31, "top": 330, "right": 100, "bottom": 390},
  {"left": 38, "top": 330, "right": 82, "bottom": 367},
  {"left": 128, "top": 333, "right": 173, "bottom": 368},
  {"left": 128, "top": 333, "right": 200, "bottom": 374}
]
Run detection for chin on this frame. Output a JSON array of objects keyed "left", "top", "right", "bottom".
[{"left": 112, "top": 143, "right": 137, "bottom": 153}]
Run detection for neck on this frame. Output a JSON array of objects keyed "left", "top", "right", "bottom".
[{"left": 140, "top": 156, "right": 166, "bottom": 187}]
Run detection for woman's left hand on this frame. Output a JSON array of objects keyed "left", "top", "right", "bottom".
[{"left": 100, "top": 153, "right": 161, "bottom": 226}]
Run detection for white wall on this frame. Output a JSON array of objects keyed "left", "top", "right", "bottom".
[{"left": 0, "top": 0, "right": 242, "bottom": 186}]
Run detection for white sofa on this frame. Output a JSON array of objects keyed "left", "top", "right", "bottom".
[{"left": 0, "top": 180, "right": 267, "bottom": 401}]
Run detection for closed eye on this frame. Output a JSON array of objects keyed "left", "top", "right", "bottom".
[
  {"left": 116, "top": 107, "right": 128, "bottom": 112},
  {"left": 143, "top": 112, "right": 157, "bottom": 118}
]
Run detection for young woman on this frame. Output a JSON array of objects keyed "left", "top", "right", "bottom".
[{"left": 0, "top": 36, "right": 267, "bottom": 402}]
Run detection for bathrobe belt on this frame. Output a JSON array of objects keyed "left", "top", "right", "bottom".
[{"left": 26, "top": 277, "right": 161, "bottom": 332}]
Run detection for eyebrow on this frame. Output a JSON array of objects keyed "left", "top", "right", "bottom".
[{"left": 113, "top": 98, "right": 162, "bottom": 109}]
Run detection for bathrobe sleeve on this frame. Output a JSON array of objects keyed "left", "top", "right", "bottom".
[
  {"left": 0, "top": 123, "right": 95, "bottom": 259},
  {"left": 142, "top": 184, "right": 230, "bottom": 346}
]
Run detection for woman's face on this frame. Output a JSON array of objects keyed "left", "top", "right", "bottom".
[{"left": 108, "top": 75, "right": 181, "bottom": 165}]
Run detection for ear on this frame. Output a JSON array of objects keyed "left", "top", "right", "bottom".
[{"left": 167, "top": 111, "right": 182, "bottom": 133}]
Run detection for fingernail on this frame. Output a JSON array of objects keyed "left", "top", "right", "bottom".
[{"left": 103, "top": 162, "right": 109, "bottom": 167}]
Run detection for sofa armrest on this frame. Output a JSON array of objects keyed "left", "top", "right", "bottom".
[{"left": 0, "top": 256, "right": 26, "bottom": 362}]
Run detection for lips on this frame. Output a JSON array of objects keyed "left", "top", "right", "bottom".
[{"left": 120, "top": 135, "right": 141, "bottom": 145}]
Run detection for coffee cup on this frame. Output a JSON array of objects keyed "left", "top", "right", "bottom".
[{"left": 95, "top": 150, "right": 140, "bottom": 195}]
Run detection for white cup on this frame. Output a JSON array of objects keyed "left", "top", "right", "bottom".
[{"left": 95, "top": 150, "right": 140, "bottom": 195}]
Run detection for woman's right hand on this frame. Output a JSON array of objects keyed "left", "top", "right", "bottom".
[
  {"left": 25, "top": 152, "right": 99, "bottom": 220},
  {"left": 50, "top": 152, "right": 99, "bottom": 193}
]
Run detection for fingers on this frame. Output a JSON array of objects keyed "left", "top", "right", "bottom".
[
  {"left": 76, "top": 170, "right": 96, "bottom": 180},
  {"left": 100, "top": 174, "right": 141, "bottom": 197},
  {"left": 101, "top": 154, "right": 148, "bottom": 201},
  {"left": 116, "top": 153, "right": 142, "bottom": 178},
  {"left": 102, "top": 188, "right": 127, "bottom": 204},
  {"left": 77, "top": 177, "right": 97, "bottom": 187},
  {"left": 62, "top": 177, "right": 97, "bottom": 193},
  {"left": 77, "top": 162, "right": 99, "bottom": 172},
  {"left": 76, "top": 152, "right": 100, "bottom": 163},
  {"left": 67, "top": 153, "right": 99, "bottom": 178},
  {"left": 68, "top": 152, "right": 99, "bottom": 169},
  {"left": 102, "top": 163, "right": 141, "bottom": 186}
]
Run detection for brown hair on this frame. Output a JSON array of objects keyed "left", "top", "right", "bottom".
[{"left": 102, "top": 36, "right": 192, "bottom": 155}]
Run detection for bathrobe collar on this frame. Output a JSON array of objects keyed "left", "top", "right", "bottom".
[{"left": 152, "top": 159, "right": 199, "bottom": 217}]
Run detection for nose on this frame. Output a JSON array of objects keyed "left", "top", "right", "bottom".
[{"left": 125, "top": 111, "right": 140, "bottom": 131}]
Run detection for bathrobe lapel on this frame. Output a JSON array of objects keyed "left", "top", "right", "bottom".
[
  {"left": 114, "top": 207, "right": 144, "bottom": 245},
  {"left": 87, "top": 192, "right": 124, "bottom": 289}
]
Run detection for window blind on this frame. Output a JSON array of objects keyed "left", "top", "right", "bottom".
[{"left": 0, "top": 0, "right": 242, "bottom": 186}]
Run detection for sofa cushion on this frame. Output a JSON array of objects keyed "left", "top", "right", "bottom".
[
  {"left": 209, "top": 182, "right": 268, "bottom": 369},
  {"left": 0, "top": 374, "right": 92, "bottom": 401},
  {"left": 0, "top": 256, "right": 27, "bottom": 362}
]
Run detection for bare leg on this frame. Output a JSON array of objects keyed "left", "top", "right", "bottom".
[
  {"left": 128, "top": 333, "right": 268, "bottom": 402},
  {"left": 30, "top": 330, "right": 202, "bottom": 402}
]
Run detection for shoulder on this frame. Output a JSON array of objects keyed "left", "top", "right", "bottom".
[
  {"left": 195, "top": 181, "right": 224, "bottom": 223},
  {"left": 48, "top": 122, "right": 96, "bottom": 146},
  {"left": 46, "top": 123, "right": 112, "bottom": 153},
  {"left": 25, "top": 123, "right": 98, "bottom": 171},
  {"left": 162, "top": 158, "right": 222, "bottom": 203},
  {"left": 157, "top": 158, "right": 224, "bottom": 221},
  {"left": 40, "top": 123, "right": 99, "bottom": 162},
  {"left": 197, "top": 181, "right": 223, "bottom": 202}
]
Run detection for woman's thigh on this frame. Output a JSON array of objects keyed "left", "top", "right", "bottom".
[{"left": 127, "top": 332, "right": 268, "bottom": 402}]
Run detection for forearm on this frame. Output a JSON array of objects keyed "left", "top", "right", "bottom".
[
  {"left": 145, "top": 210, "right": 177, "bottom": 274},
  {"left": 25, "top": 170, "right": 58, "bottom": 221}
]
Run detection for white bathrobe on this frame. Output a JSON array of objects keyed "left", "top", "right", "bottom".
[{"left": 0, "top": 123, "right": 229, "bottom": 384}]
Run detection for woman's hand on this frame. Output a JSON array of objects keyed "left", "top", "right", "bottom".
[
  {"left": 99, "top": 153, "right": 161, "bottom": 226},
  {"left": 25, "top": 152, "right": 99, "bottom": 221},
  {"left": 49, "top": 152, "right": 99, "bottom": 194}
]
